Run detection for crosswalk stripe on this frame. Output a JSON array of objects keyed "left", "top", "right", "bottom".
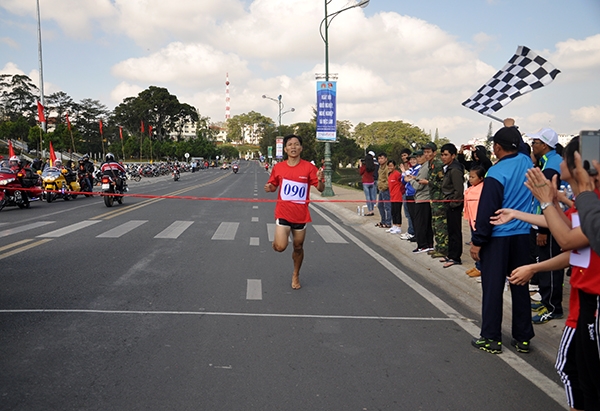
[
  {"left": 154, "top": 221, "right": 194, "bottom": 239},
  {"left": 313, "top": 225, "right": 348, "bottom": 244},
  {"left": 249, "top": 237, "right": 259, "bottom": 246},
  {"left": 246, "top": 279, "right": 262, "bottom": 300},
  {"left": 37, "top": 220, "right": 101, "bottom": 238},
  {"left": 0, "top": 221, "right": 55, "bottom": 238},
  {"left": 211, "top": 222, "right": 239, "bottom": 240},
  {"left": 97, "top": 220, "right": 148, "bottom": 238}
]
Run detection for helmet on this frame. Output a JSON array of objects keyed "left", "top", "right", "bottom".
[
  {"left": 105, "top": 153, "right": 115, "bottom": 162},
  {"left": 9, "top": 155, "right": 18, "bottom": 162},
  {"left": 54, "top": 159, "right": 62, "bottom": 167},
  {"left": 82, "top": 154, "right": 89, "bottom": 161}
]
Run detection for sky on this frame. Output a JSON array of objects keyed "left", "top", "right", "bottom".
[{"left": 1, "top": 0, "right": 599, "bottom": 145}]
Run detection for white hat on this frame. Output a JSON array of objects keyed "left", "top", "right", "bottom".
[
  {"left": 367, "top": 151, "right": 375, "bottom": 156},
  {"left": 527, "top": 128, "right": 558, "bottom": 148}
]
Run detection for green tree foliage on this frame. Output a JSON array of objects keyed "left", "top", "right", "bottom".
[
  {"left": 219, "top": 145, "right": 240, "bottom": 160},
  {"left": 0, "top": 74, "right": 39, "bottom": 123},
  {"left": 227, "top": 111, "right": 274, "bottom": 144}
]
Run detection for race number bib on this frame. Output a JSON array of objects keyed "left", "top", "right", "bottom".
[
  {"left": 570, "top": 213, "right": 591, "bottom": 269},
  {"left": 281, "top": 178, "right": 308, "bottom": 204}
]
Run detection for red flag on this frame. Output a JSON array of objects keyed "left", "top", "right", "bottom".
[
  {"left": 66, "top": 113, "right": 71, "bottom": 131},
  {"left": 148, "top": 125, "right": 153, "bottom": 136},
  {"left": 8, "top": 139, "right": 15, "bottom": 157},
  {"left": 49, "top": 141, "right": 57, "bottom": 166},
  {"left": 119, "top": 126, "right": 123, "bottom": 140},
  {"left": 141, "top": 120, "right": 145, "bottom": 133},
  {"left": 99, "top": 120, "right": 103, "bottom": 135},
  {"left": 37, "top": 101, "right": 46, "bottom": 123}
]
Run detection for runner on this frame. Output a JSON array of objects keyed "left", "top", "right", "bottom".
[{"left": 264, "top": 134, "right": 325, "bottom": 289}]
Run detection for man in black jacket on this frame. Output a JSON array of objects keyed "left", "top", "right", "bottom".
[{"left": 440, "top": 143, "right": 465, "bottom": 267}]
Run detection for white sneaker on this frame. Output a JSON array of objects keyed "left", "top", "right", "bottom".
[{"left": 390, "top": 227, "right": 402, "bottom": 234}]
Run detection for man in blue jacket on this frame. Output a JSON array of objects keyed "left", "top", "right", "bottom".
[{"left": 470, "top": 126, "right": 534, "bottom": 354}]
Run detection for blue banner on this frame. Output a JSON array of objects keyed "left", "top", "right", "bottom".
[{"left": 316, "top": 81, "right": 337, "bottom": 142}]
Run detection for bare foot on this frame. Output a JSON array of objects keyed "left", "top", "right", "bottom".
[{"left": 291, "top": 274, "right": 301, "bottom": 290}]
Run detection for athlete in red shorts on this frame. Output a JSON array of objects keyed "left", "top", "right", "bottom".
[{"left": 264, "top": 134, "right": 325, "bottom": 289}]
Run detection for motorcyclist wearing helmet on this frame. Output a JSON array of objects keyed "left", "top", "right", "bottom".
[
  {"left": 100, "top": 153, "right": 127, "bottom": 192},
  {"left": 54, "top": 159, "right": 77, "bottom": 184},
  {"left": 9, "top": 155, "right": 20, "bottom": 171}
]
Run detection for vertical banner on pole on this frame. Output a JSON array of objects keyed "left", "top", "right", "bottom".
[
  {"left": 316, "top": 81, "right": 337, "bottom": 142},
  {"left": 267, "top": 146, "right": 273, "bottom": 159},
  {"left": 275, "top": 138, "right": 283, "bottom": 159}
]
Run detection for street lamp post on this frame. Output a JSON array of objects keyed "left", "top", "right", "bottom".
[
  {"left": 319, "top": 0, "right": 370, "bottom": 197},
  {"left": 262, "top": 94, "right": 295, "bottom": 136}
]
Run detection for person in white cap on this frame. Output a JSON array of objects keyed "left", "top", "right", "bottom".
[{"left": 526, "top": 127, "right": 564, "bottom": 324}]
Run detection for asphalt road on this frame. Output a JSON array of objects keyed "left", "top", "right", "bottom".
[{"left": 0, "top": 161, "right": 567, "bottom": 410}]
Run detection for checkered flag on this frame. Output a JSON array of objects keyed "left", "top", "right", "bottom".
[{"left": 462, "top": 46, "right": 560, "bottom": 115}]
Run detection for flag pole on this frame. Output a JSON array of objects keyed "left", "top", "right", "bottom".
[{"left": 485, "top": 114, "right": 504, "bottom": 123}]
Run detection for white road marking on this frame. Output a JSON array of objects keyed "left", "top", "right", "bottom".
[
  {"left": 37, "top": 220, "right": 101, "bottom": 238},
  {"left": 246, "top": 279, "right": 262, "bottom": 300},
  {"left": 251, "top": 217, "right": 259, "bottom": 222},
  {"left": 97, "top": 220, "right": 148, "bottom": 238},
  {"left": 154, "top": 221, "right": 194, "bottom": 239},
  {"left": 253, "top": 206, "right": 258, "bottom": 209},
  {"left": 211, "top": 222, "right": 239, "bottom": 240},
  {"left": 249, "top": 237, "right": 259, "bottom": 246},
  {"left": 0, "top": 221, "right": 55, "bottom": 238},
  {"left": 313, "top": 224, "right": 348, "bottom": 244}
]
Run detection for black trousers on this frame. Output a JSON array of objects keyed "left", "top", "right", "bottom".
[
  {"left": 536, "top": 232, "right": 564, "bottom": 316},
  {"left": 391, "top": 201, "right": 402, "bottom": 225},
  {"left": 446, "top": 204, "right": 463, "bottom": 262},
  {"left": 480, "top": 234, "right": 534, "bottom": 342},
  {"left": 412, "top": 201, "right": 433, "bottom": 249}
]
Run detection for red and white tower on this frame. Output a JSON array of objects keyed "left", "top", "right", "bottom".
[{"left": 225, "top": 73, "right": 231, "bottom": 120}]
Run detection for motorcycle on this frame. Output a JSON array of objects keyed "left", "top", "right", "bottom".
[
  {"left": 0, "top": 166, "right": 42, "bottom": 211},
  {"left": 77, "top": 172, "right": 94, "bottom": 197},
  {"left": 232, "top": 164, "right": 239, "bottom": 174},
  {"left": 101, "top": 174, "right": 126, "bottom": 207},
  {"left": 40, "top": 167, "right": 81, "bottom": 203},
  {"left": 173, "top": 167, "right": 180, "bottom": 181}
]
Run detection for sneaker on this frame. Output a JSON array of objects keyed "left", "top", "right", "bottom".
[
  {"left": 412, "top": 247, "right": 430, "bottom": 254},
  {"left": 399, "top": 233, "right": 411, "bottom": 240},
  {"left": 530, "top": 292, "right": 542, "bottom": 302},
  {"left": 532, "top": 308, "right": 564, "bottom": 324},
  {"left": 510, "top": 339, "right": 531, "bottom": 354},
  {"left": 471, "top": 337, "right": 502, "bottom": 354},
  {"left": 531, "top": 301, "right": 545, "bottom": 312}
]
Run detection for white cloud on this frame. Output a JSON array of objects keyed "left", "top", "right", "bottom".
[
  {"left": 110, "top": 82, "right": 144, "bottom": 104},
  {"left": 0, "top": 37, "right": 19, "bottom": 49},
  {"left": 571, "top": 105, "right": 600, "bottom": 124},
  {"left": 550, "top": 34, "right": 600, "bottom": 71},
  {"left": 0, "top": 62, "right": 25, "bottom": 75}
]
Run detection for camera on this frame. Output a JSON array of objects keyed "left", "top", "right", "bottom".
[{"left": 580, "top": 130, "right": 600, "bottom": 176}]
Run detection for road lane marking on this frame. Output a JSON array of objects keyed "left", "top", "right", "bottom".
[
  {"left": 309, "top": 203, "right": 567, "bottom": 409},
  {"left": 249, "top": 237, "right": 259, "bottom": 246},
  {"left": 0, "top": 221, "right": 55, "bottom": 238},
  {"left": 0, "top": 309, "right": 454, "bottom": 321},
  {"left": 211, "top": 222, "right": 239, "bottom": 240},
  {"left": 251, "top": 217, "right": 259, "bottom": 222},
  {"left": 313, "top": 225, "right": 348, "bottom": 244},
  {"left": 97, "top": 220, "right": 148, "bottom": 238},
  {"left": 253, "top": 206, "right": 258, "bottom": 209},
  {"left": 0, "top": 239, "right": 34, "bottom": 252},
  {"left": 246, "top": 279, "right": 262, "bottom": 300},
  {"left": 37, "top": 220, "right": 101, "bottom": 238},
  {"left": 0, "top": 239, "right": 52, "bottom": 260},
  {"left": 154, "top": 221, "right": 194, "bottom": 239}
]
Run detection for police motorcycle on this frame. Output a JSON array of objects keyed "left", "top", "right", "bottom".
[
  {"left": 172, "top": 165, "right": 180, "bottom": 181},
  {"left": 0, "top": 158, "right": 43, "bottom": 211},
  {"left": 232, "top": 162, "right": 239, "bottom": 174},
  {"left": 39, "top": 160, "right": 81, "bottom": 202},
  {"left": 100, "top": 164, "right": 127, "bottom": 208}
]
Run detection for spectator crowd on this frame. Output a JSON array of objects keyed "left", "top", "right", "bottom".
[{"left": 357, "top": 118, "right": 600, "bottom": 410}]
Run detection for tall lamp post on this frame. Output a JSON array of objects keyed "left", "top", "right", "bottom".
[
  {"left": 262, "top": 94, "right": 295, "bottom": 136},
  {"left": 319, "top": 0, "right": 370, "bottom": 197}
]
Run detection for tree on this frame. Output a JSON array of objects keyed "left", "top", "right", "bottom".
[
  {"left": 227, "top": 111, "right": 274, "bottom": 144},
  {"left": 219, "top": 145, "right": 240, "bottom": 160},
  {"left": 0, "top": 74, "right": 39, "bottom": 124},
  {"left": 46, "top": 91, "right": 77, "bottom": 128}
]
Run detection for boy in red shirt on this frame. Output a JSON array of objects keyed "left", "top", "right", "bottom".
[
  {"left": 264, "top": 135, "right": 325, "bottom": 289},
  {"left": 387, "top": 160, "right": 403, "bottom": 234}
]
